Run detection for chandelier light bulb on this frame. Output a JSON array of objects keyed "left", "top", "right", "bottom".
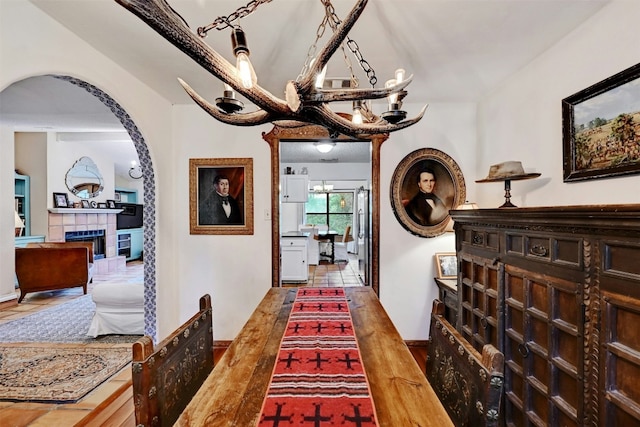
[
  {"left": 236, "top": 52, "right": 256, "bottom": 89},
  {"left": 385, "top": 79, "right": 398, "bottom": 106},
  {"left": 131, "top": 160, "right": 137, "bottom": 168},
  {"left": 352, "top": 101, "right": 363, "bottom": 124},
  {"left": 231, "top": 27, "right": 256, "bottom": 89},
  {"left": 395, "top": 68, "right": 406, "bottom": 84}
]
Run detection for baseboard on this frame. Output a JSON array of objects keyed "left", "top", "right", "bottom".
[
  {"left": 214, "top": 340, "right": 232, "bottom": 349},
  {"left": 405, "top": 340, "right": 428, "bottom": 347}
]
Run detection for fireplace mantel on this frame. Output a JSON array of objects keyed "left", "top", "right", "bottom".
[{"left": 49, "top": 208, "right": 123, "bottom": 214}]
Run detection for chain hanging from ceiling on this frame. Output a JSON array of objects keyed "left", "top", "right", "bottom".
[{"left": 115, "top": 0, "right": 426, "bottom": 137}]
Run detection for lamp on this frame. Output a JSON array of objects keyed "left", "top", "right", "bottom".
[
  {"left": 445, "top": 201, "right": 479, "bottom": 232},
  {"left": 231, "top": 27, "right": 257, "bottom": 89},
  {"left": 315, "top": 142, "right": 336, "bottom": 154},
  {"left": 14, "top": 210, "right": 24, "bottom": 237},
  {"left": 116, "top": 0, "right": 428, "bottom": 138}
]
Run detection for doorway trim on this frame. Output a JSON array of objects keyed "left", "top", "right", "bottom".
[
  {"left": 262, "top": 124, "right": 388, "bottom": 294},
  {"left": 54, "top": 75, "right": 158, "bottom": 339}
]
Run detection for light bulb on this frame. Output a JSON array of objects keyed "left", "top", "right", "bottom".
[
  {"left": 131, "top": 160, "right": 137, "bottom": 168},
  {"left": 386, "top": 79, "right": 398, "bottom": 106},
  {"left": 395, "top": 68, "right": 406, "bottom": 84},
  {"left": 236, "top": 52, "right": 256, "bottom": 89},
  {"left": 352, "top": 101, "right": 363, "bottom": 124}
]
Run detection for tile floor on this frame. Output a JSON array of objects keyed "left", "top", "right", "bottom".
[{"left": 0, "top": 256, "right": 364, "bottom": 426}]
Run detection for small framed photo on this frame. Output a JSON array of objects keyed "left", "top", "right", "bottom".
[
  {"left": 53, "top": 192, "right": 69, "bottom": 208},
  {"left": 81, "top": 200, "right": 90, "bottom": 208},
  {"left": 114, "top": 193, "right": 121, "bottom": 202},
  {"left": 98, "top": 202, "right": 107, "bottom": 208},
  {"left": 106, "top": 199, "right": 116, "bottom": 209},
  {"left": 434, "top": 252, "right": 457, "bottom": 279}
]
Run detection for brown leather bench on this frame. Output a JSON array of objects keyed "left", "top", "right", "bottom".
[{"left": 15, "top": 242, "right": 94, "bottom": 302}]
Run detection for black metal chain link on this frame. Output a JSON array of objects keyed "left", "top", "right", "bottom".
[
  {"left": 198, "top": 0, "right": 377, "bottom": 88},
  {"left": 320, "top": 0, "right": 377, "bottom": 87},
  {"left": 197, "top": 0, "right": 273, "bottom": 37}
]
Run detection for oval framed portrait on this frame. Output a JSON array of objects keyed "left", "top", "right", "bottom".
[{"left": 391, "top": 148, "right": 466, "bottom": 237}]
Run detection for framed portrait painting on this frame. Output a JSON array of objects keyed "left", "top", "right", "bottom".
[
  {"left": 390, "top": 148, "right": 466, "bottom": 238},
  {"left": 189, "top": 158, "right": 254, "bottom": 235},
  {"left": 562, "top": 62, "right": 640, "bottom": 182},
  {"left": 434, "top": 252, "right": 457, "bottom": 279}
]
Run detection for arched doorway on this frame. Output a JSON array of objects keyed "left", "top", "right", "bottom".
[{"left": 3, "top": 75, "right": 158, "bottom": 339}]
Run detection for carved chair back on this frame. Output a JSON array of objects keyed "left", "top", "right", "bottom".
[
  {"left": 132, "top": 294, "right": 214, "bottom": 427},
  {"left": 427, "top": 299, "right": 504, "bottom": 426}
]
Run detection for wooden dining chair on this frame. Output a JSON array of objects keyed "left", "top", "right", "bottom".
[
  {"left": 132, "top": 294, "right": 214, "bottom": 427},
  {"left": 333, "top": 225, "right": 354, "bottom": 263},
  {"left": 426, "top": 299, "right": 504, "bottom": 427}
]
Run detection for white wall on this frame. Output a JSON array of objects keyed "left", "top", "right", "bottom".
[
  {"left": 172, "top": 105, "right": 274, "bottom": 339},
  {"left": 380, "top": 102, "right": 478, "bottom": 339},
  {"left": 1, "top": 1, "right": 176, "bottom": 337},
  {"left": 0, "top": 126, "right": 17, "bottom": 303},
  {"left": 477, "top": 1, "right": 640, "bottom": 209}
]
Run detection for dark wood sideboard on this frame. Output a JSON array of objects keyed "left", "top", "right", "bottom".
[{"left": 450, "top": 205, "right": 640, "bottom": 427}]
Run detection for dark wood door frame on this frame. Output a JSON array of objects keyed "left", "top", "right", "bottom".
[{"left": 263, "top": 125, "right": 388, "bottom": 294}]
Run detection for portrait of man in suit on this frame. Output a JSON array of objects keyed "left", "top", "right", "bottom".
[{"left": 197, "top": 166, "right": 245, "bottom": 226}]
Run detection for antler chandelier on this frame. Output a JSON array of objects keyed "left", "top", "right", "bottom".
[{"left": 115, "top": 0, "right": 427, "bottom": 137}]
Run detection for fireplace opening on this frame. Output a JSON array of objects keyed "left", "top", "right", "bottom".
[{"left": 65, "top": 229, "right": 106, "bottom": 260}]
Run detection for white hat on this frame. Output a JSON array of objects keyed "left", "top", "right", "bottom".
[{"left": 476, "top": 161, "right": 541, "bottom": 182}]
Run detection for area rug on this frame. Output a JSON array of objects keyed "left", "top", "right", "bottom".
[
  {"left": 257, "top": 288, "right": 379, "bottom": 426},
  {"left": 0, "top": 295, "right": 140, "bottom": 344},
  {"left": 0, "top": 343, "right": 131, "bottom": 403}
]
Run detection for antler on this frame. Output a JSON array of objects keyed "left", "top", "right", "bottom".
[{"left": 115, "top": 0, "right": 426, "bottom": 137}]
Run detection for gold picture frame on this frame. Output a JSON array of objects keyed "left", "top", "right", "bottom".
[
  {"left": 390, "top": 148, "right": 466, "bottom": 238},
  {"left": 434, "top": 252, "right": 457, "bottom": 279},
  {"left": 189, "top": 158, "right": 254, "bottom": 235}
]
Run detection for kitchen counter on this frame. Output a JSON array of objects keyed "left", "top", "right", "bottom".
[{"left": 280, "top": 231, "right": 310, "bottom": 238}]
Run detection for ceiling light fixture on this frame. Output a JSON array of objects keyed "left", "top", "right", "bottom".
[
  {"left": 315, "top": 142, "right": 336, "bottom": 153},
  {"left": 129, "top": 160, "right": 143, "bottom": 179},
  {"left": 313, "top": 181, "right": 334, "bottom": 193},
  {"left": 115, "top": 0, "right": 428, "bottom": 138}
]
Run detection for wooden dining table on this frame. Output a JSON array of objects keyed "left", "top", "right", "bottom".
[{"left": 176, "top": 287, "right": 453, "bottom": 426}]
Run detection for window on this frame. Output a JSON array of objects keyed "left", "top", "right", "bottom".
[{"left": 306, "top": 192, "right": 354, "bottom": 235}]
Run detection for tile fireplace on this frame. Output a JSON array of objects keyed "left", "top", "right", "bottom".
[{"left": 48, "top": 208, "right": 125, "bottom": 274}]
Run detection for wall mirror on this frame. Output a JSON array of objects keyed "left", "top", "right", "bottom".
[
  {"left": 65, "top": 156, "right": 104, "bottom": 199},
  {"left": 263, "top": 124, "right": 387, "bottom": 294}
]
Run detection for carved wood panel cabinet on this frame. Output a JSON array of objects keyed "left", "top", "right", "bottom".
[{"left": 451, "top": 205, "right": 640, "bottom": 427}]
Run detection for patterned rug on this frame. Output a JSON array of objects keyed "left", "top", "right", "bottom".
[
  {"left": 257, "top": 288, "right": 378, "bottom": 426},
  {"left": 0, "top": 343, "right": 131, "bottom": 403},
  {"left": 0, "top": 295, "right": 140, "bottom": 344}
]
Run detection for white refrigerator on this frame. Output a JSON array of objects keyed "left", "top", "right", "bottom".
[{"left": 355, "top": 187, "right": 371, "bottom": 286}]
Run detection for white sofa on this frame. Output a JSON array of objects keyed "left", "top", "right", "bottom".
[{"left": 87, "top": 281, "right": 144, "bottom": 337}]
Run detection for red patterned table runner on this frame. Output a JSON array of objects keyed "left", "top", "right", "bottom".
[{"left": 257, "top": 288, "right": 379, "bottom": 426}]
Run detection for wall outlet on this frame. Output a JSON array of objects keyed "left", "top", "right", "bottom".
[{"left": 264, "top": 209, "right": 271, "bottom": 221}]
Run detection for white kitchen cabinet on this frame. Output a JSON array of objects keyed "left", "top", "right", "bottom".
[
  {"left": 281, "top": 236, "right": 308, "bottom": 282},
  {"left": 281, "top": 175, "right": 309, "bottom": 203}
]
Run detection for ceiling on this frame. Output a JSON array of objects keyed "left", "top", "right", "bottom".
[{"left": 1, "top": 0, "right": 610, "bottom": 165}]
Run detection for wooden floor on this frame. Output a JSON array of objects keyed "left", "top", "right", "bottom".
[{"left": 0, "top": 256, "right": 429, "bottom": 426}]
